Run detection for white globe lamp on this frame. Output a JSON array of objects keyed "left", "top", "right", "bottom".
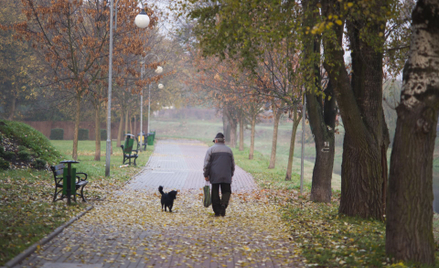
[{"left": 135, "top": 9, "right": 150, "bottom": 29}]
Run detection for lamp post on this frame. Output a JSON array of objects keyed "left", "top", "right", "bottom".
[
  {"left": 139, "top": 54, "right": 162, "bottom": 142},
  {"left": 139, "top": 60, "right": 162, "bottom": 151},
  {"left": 106, "top": 2, "right": 151, "bottom": 177},
  {"left": 148, "top": 68, "right": 163, "bottom": 134}
]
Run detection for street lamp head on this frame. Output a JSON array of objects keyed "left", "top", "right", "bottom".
[
  {"left": 155, "top": 66, "right": 163, "bottom": 74},
  {"left": 158, "top": 83, "right": 164, "bottom": 89},
  {"left": 135, "top": 9, "right": 150, "bottom": 29}
]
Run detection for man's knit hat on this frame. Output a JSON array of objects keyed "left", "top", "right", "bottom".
[{"left": 213, "top": 132, "right": 225, "bottom": 142}]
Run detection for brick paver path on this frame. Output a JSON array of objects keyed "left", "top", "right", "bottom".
[
  {"left": 126, "top": 140, "right": 257, "bottom": 192},
  {"left": 16, "top": 139, "right": 303, "bottom": 268}
]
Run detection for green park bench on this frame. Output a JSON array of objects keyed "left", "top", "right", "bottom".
[
  {"left": 51, "top": 163, "right": 88, "bottom": 202},
  {"left": 121, "top": 134, "right": 138, "bottom": 166}
]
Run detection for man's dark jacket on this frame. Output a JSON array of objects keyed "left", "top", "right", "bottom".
[{"left": 203, "top": 142, "right": 235, "bottom": 184}]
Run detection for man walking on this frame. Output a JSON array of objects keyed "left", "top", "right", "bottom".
[{"left": 203, "top": 133, "right": 235, "bottom": 216}]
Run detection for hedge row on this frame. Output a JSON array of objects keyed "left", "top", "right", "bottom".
[{"left": 49, "top": 128, "right": 106, "bottom": 140}]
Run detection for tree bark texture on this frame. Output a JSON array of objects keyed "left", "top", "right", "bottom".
[
  {"left": 229, "top": 119, "right": 237, "bottom": 148},
  {"left": 249, "top": 113, "right": 256, "bottom": 160},
  {"left": 322, "top": 0, "right": 389, "bottom": 219},
  {"left": 386, "top": 0, "right": 439, "bottom": 264},
  {"left": 307, "top": 81, "right": 337, "bottom": 202},
  {"left": 268, "top": 106, "right": 282, "bottom": 169},
  {"left": 302, "top": 0, "right": 337, "bottom": 202},
  {"left": 129, "top": 114, "right": 133, "bottom": 134},
  {"left": 94, "top": 103, "right": 101, "bottom": 161},
  {"left": 72, "top": 94, "right": 81, "bottom": 160},
  {"left": 239, "top": 112, "right": 244, "bottom": 151},
  {"left": 224, "top": 105, "right": 238, "bottom": 148},
  {"left": 7, "top": 97, "right": 16, "bottom": 121},
  {"left": 117, "top": 111, "right": 124, "bottom": 147},
  {"left": 134, "top": 115, "right": 137, "bottom": 137},
  {"left": 125, "top": 110, "right": 129, "bottom": 135},
  {"left": 285, "top": 107, "right": 301, "bottom": 181},
  {"left": 223, "top": 114, "right": 231, "bottom": 142}
]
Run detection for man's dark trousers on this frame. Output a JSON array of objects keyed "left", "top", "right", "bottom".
[{"left": 211, "top": 183, "right": 231, "bottom": 215}]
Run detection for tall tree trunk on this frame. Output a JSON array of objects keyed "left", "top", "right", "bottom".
[
  {"left": 386, "top": 1, "right": 438, "bottom": 264},
  {"left": 134, "top": 115, "right": 137, "bottom": 136},
  {"left": 129, "top": 115, "right": 133, "bottom": 134},
  {"left": 72, "top": 94, "right": 81, "bottom": 160},
  {"left": 322, "top": 0, "right": 389, "bottom": 220},
  {"left": 285, "top": 108, "right": 302, "bottom": 181},
  {"left": 94, "top": 102, "right": 101, "bottom": 161},
  {"left": 303, "top": 0, "right": 337, "bottom": 202},
  {"left": 223, "top": 114, "right": 231, "bottom": 142},
  {"left": 229, "top": 118, "right": 237, "bottom": 148},
  {"left": 125, "top": 110, "right": 129, "bottom": 135},
  {"left": 117, "top": 111, "right": 124, "bottom": 147},
  {"left": 239, "top": 112, "right": 244, "bottom": 151},
  {"left": 7, "top": 97, "right": 16, "bottom": 121},
  {"left": 307, "top": 82, "right": 337, "bottom": 202},
  {"left": 224, "top": 105, "right": 238, "bottom": 148},
  {"left": 249, "top": 113, "right": 256, "bottom": 160},
  {"left": 268, "top": 106, "right": 282, "bottom": 169}
]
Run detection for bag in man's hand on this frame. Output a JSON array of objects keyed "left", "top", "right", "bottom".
[{"left": 203, "top": 183, "right": 212, "bottom": 207}]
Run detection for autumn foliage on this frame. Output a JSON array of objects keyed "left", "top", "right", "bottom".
[{"left": 14, "top": 0, "right": 159, "bottom": 159}]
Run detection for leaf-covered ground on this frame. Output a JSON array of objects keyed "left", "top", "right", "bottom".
[
  {"left": 20, "top": 188, "right": 305, "bottom": 267},
  {"left": 0, "top": 140, "right": 152, "bottom": 266}
]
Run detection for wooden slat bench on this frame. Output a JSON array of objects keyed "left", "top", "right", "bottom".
[
  {"left": 121, "top": 134, "right": 138, "bottom": 166},
  {"left": 51, "top": 164, "right": 88, "bottom": 202}
]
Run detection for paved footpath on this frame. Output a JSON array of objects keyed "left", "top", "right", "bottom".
[{"left": 16, "top": 139, "right": 304, "bottom": 268}]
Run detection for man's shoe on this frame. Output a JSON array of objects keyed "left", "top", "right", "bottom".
[{"left": 220, "top": 205, "right": 226, "bottom": 217}]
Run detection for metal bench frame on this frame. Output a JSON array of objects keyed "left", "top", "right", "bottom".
[
  {"left": 51, "top": 164, "right": 88, "bottom": 202},
  {"left": 120, "top": 134, "right": 138, "bottom": 166}
]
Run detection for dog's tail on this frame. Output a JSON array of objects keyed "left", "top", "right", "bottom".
[{"left": 158, "top": 185, "right": 164, "bottom": 195}]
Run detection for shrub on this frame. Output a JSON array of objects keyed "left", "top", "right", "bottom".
[
  {"left": 50, "top": 128, "right": 64, "bottom": 140},
  {"left": 0, "top": 158, "right": 9, "bottom": 170},
  {"left": 32, "top": 159, "right": 46, "bottom": 170},
  {"left": 100, "top": 129, "right": 107, "bottom": 141},
  {"left": 18, "top": 145, "right": 27, "bottom": 152},
  {"left": 78, "top": 128, "right": 89, "bottom": 140},
  {"left": 18, "top": 150, "right": 31, "bottom": 161},
  {"left": 0, "top": 145, "right": 4, "bottom": 156},
  {"left": 0, "top": 119, "right": 61, "bottom": 164},
  {"left": 3, "top": 151, "right": 15, "bottom": 161}
]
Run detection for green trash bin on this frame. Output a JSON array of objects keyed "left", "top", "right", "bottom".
[{"left": 147, "top": 133, "right": 154, "bottom": 145}]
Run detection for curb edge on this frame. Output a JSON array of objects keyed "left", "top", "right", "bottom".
[{"left": 4, "top": 205, "right": 94, "bottom": 268}]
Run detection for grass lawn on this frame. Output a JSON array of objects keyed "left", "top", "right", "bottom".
[
  {"left": 151, "top": 117, "right": 438, "bottom": 267},
  {"left": 0, "top": 140, "right": 152, "bottom": 266},
  {"left": 2, "top": 116, "right": 438, "bottom": 267}
]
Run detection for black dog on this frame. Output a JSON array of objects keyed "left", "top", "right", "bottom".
[{"left": 158, "top": 186, "right": 177, "bottom": 212}]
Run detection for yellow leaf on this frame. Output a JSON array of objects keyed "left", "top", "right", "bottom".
[
  {"left": 335, "top": 20, "right": 343, "bottom": 26},
  {"left": 347, "top": 2, "right": 353, "bottom": 7}
]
